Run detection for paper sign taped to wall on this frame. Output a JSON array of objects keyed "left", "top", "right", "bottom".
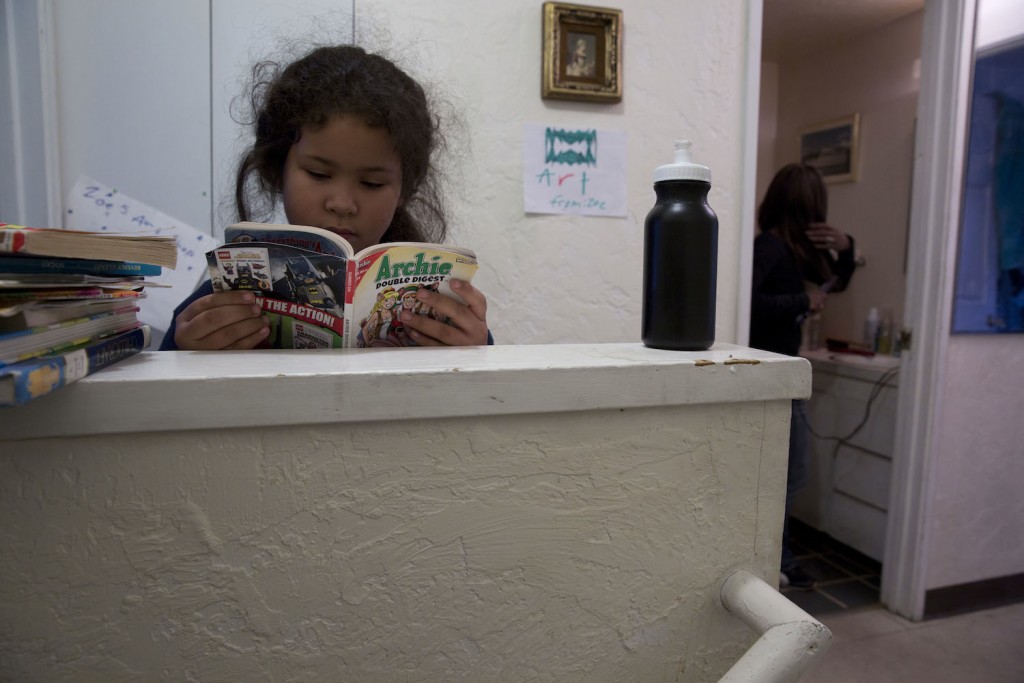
[
  {"left": 522, "top": 123, "right": 627, "bottom": 217},
  {"left": 65, "top": 176, "right": 210, "bottom": 335}
]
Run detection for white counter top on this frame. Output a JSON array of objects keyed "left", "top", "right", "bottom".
[
  {"left": 802, "top": 348, "right": 901, "bottom": 384},
  {"left": 1, "top": 342, "right": 809, "bottom": 439}
]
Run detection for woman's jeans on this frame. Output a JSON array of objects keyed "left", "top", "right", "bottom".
[{"left": 782, "top": 399, "right": 809, "bottom": 572}]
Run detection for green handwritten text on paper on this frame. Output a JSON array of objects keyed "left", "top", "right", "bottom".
[{"left": 544, "top": 128, "right": 597, "bottom": 166}]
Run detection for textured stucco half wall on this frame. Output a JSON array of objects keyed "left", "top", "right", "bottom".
[
  {"left": 358, "top": 0, "right": 754, "bottom": 345},
  {"left": 0, "top": 402, "right": 790, "bottom": 681}
]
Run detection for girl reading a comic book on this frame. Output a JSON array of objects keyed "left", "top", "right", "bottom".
[{"left": 161, "top": 45, "right": 490, "bottom": 350}]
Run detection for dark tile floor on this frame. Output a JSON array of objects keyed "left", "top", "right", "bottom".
[{"left": 782, "top": 518, "right": 882, "bottom": 616}]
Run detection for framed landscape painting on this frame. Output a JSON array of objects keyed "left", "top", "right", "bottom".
[{"left": 798, "top": 114, "right": 860, "bottom": 183}]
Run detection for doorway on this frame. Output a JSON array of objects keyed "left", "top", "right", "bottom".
[{"left": 755, "top": 0, "right": 925, "bottom": 609}]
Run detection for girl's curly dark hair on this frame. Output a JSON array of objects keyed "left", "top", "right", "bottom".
[{"left": 234, "top": 45, "right": 447, "bottom": 244}]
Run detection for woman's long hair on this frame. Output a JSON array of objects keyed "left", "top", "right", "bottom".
[{"left": 757, "top": 163, "right": 832, "bottom": 282}]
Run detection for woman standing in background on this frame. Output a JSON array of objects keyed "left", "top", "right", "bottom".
[{"left": 750, "top": 163, "right": 857, "bottom": 589}]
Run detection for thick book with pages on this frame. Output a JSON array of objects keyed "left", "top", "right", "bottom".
[{"left": 0, "top": 223, "right": 177, "bottom": 269}]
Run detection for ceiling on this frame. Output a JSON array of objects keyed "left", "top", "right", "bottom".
[{"left": 762, "top": 0, "right": 925, "bottom": 64}]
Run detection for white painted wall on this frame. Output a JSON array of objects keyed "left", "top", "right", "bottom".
[
  {"left": 927, "top": 337, "right": 1024, "bottom": 587},
  {"left": 762, "top": 12, "right": 923, "bottom": 344},
  {"left": 0, "top": 0, "right": 52, "bottom": 224},
  {"left": 356, "top": 0, "right": 755, "bottom": 345},
  {"left": 923, "top": 0, "right": 1024, "bottom": 591}
]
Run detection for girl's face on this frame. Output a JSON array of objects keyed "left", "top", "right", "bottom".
[{"left": 282, "top": 115, "right": 403, "bottom": 253}]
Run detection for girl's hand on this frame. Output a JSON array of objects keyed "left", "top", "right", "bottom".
[
  {"left": 398, "top": 279, "right": 489, "bottom": 346},
  {"left": 806, "top": 222, "right": 851, "bottom": 252},
  {"left": 173, "top": 291, "right": 270, "bottom": 350}
]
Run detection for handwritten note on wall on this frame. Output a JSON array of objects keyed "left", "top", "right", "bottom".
[
  {"left": 65, "top": 176, "right": 210, "bottom": 334},
  {"left": 522, "top": 124, "right": 627, "bottom": 217}
]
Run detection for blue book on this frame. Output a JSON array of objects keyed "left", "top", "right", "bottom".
[
  {"left": 0, "top": 254, "right": 161, "bottom": 277},
  {"left": 0, "top": 325, "right": 150, "bottom": 407}
]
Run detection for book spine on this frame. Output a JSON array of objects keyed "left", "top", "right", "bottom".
[
  {"left": 344, "top": 259, "right": 356, "bottom": 347},
  {"left": 0, "top": 255, "right": 161, "bottom": 277},
  {"left": 0, "top": 325, "right": 151, "bottom": 407},
  {"left": 0, "top": 302, "right": 137, "bottom": 335},
  {"left": 0, "top": 308, "right": 138, "bottom": 344},
  {"left": 0, "top": 230, "right": 27, "bottom": 255}
]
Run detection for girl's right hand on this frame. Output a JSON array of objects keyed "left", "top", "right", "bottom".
[{"left": 173, "top": 291, "right": 270, "bottom": 350}]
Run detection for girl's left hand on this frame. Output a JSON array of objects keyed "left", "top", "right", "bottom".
[
  {"left": 399, "top": 279, "right": 489, "bottom": 346},
  {"left": 806, "top": 222, "right": 851, "bottom": 252}
]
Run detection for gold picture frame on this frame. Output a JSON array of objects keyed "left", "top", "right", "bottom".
[
  {"left": 798, "top": 114, "right": 860, "bottom": 183},
  {"left": 542, "top": 2, "right": 623, "bottom": 104}
]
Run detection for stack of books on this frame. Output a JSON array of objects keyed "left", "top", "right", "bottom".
[{"left": 0, "top": 223, "right": 177, "bottom": 407}]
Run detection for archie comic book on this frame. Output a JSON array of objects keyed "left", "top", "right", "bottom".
[{"left": 205, "top": 222, "right": 478, "bottom": 349}]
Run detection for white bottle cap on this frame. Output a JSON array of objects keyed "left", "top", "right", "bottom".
[{"left": 654, "top": 140, "right": 712, "bottom": 184}]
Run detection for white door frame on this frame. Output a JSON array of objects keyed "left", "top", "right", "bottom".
[
  {"left": 735, "top": 0, "right": 762, "bottom": 346},
  {"left": 881, "top": 0, "right": 977, "bottom": 620},
  {"left": 1, "top": 0, "right": 61, "bottom": 226}
]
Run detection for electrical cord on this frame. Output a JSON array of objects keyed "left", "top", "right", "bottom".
[{"left": 800, "top": 364, "right": 900, "bottom": 456}]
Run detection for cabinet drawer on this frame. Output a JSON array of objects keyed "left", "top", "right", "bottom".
[
  {"left": 827, "top": 492, "right": 887, "bottom": 562},
  {"left": 832, "top": 444, "right": 891, "bottom": 511},
  {"left": 811, "top": 372, "right": 897, "bottom": 456}
]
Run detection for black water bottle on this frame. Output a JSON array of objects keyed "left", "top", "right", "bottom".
[{"left": 642, "top": 140, "right": 718, "bottom": 350}]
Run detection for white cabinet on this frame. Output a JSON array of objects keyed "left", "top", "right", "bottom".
[
  {"left": 47, "top": 0, "right": 354, "bottom": 235},
  {"left": 53, "top": 0, "right": 212, "bottom": 231},
  {"left": 792, "top": 350, "right": 900, "bottom": 561}
]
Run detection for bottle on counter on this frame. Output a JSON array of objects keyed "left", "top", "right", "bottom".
[
  {"left": 641, "top": 140, "right": 719, "bottom": 351},
  {"left": 864, "top": 306, "right": 880, "bottom": 351},
  {"left": 876, "top": 308, "right": 894, "bottom": 355},
  {"left": 807, "top": 312, "right": 823, "bottom": 351}
]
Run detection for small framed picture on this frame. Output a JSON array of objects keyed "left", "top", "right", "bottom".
[
  {"left": 798, "top": 114, "right": 861, "bottom": 183},
  {"left": 542, "top": 2, "right": 623, "bottom": 104}
]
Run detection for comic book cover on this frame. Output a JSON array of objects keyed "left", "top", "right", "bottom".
[
  {"left": 206, "top": 242, "right": 347, "bottom": 349},
  {"left": 348, "top": 244, "right": 478, "bottom": 348},
  {"left": 206, "top": 223, "right": 477, "bottom": 349}
]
